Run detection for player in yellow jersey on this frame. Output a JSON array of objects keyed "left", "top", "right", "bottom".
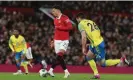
[
  {"left": 76, "top": 13, "right": 129, "bottom": 79},
  {"left": 9, "top": 29, "right": 30, "bottom": 75}
]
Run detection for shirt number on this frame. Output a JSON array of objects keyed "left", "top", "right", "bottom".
[{"left": 87, "top": 23, "right": 99, "bottom": 32}]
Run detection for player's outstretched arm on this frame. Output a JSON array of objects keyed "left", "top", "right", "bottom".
[
  {"left": 9, "top": 37, "right": 15, "bottom": 57},
  {"left": 22, "top": 37, "right": 27, "bottom": 54},
  {"left": 9, "top": 38, "right": 15, "bottom": 52},
  {"left": 81, "top": 31, "right": 87, "bottom": 55}
]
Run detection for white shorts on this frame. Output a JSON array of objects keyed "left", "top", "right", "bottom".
[
  {"left": 54, "top": 40, "right": 69, "bottom": 53},
  {"left": 25, "top": 47, "right": 33, "bottom": 59}
]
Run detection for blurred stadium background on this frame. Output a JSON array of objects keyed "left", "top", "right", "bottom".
[{"left": 0, "top": 1, "right": 133, "bottom": 71}]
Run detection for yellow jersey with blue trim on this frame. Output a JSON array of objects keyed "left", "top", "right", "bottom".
[
  {"left": 9, "top": 35, "right": 27, "bottom": 53},
  {"left": 78, "top": 19, "right": 103, "bottom": 47}
]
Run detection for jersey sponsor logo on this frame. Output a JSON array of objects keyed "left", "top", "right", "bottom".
[{"left": 58, "top": 20, "right": 61, "bottom": 23}]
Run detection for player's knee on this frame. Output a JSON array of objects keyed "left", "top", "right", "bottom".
[
  {"left": 96, "top": 61, "right": 106, "bottom": 67},
  {"left": 101, "top": 63, "right": 106, "bottom": 67},
  {"left": 100, "top": 60, "right": 106, "bottom": 67},
  {"left": 21, "top": 55, "right": 25, "bottom": 59},
  {"left": 87, "top": 50, "right": 95, "bottom": 59},
  {"left": 86, "top": 56, "right": 92, "bottom": 61},
  {"left": 15, "top": 59, "right": 19, "bottom": 63},
  {"left": 16, "top": 63, "right": 20, "bottom": 67},
  {"left": 29, "top": 59, "right": 33, "bottom": 62}
]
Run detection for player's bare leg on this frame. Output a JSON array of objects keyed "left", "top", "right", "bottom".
[
  {"left": 13, "top": 59, "right": 22, "bottom": 75},
  {"left": 86, "top": 50, "right": 100, "bottom": 79},
  {"left": 27, "top": 59, "right": 33, "bottom": 68}
]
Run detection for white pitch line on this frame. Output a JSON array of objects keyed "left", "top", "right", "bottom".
[
  {"left": 39, "top": 7, "right": 76, "bottom": 25},
  {"left": 39, "top": 8, "right": 54, "bottom": 20}
]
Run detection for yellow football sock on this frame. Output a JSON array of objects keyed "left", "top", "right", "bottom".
[
  {"left": 105, "top": 59, "right": 120, "bottom": 66},
  {"left": 88, "top": 59, "right": 98, "bottom": 75}
]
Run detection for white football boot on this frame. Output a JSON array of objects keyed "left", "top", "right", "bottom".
[
  {"left": 13, "top": 70, "right": 23, "bottom": 75},
  {"left": 48, "top": 68, "right": 55, "bottom": 77},
  {"left": 64, "top": 72, "right": 70, "bottom": 78}
]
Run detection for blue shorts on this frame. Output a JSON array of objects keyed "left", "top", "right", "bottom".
[
  {"left": 15, "top": 51, "right": 24, "bottom": 60},
  {"left": 89, "top": 41, "right": 105, "bottom": 61}
]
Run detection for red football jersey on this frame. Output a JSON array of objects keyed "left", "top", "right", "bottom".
[
  {"left": 26, "top": 42, "right": 30, "bottom": 48},
  {"left": 54, "top": 14, "right": 73, "bottom": 40}
]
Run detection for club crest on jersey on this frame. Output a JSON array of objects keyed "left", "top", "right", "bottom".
[{"left": 58, "top": 20, "right": 61, "bottom": 23}]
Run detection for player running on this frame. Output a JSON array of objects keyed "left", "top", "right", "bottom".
[
  {"left": 9, "top": 29, "right": 31, "bottom": 75},
  {"left": 48, "top": 5, "right": 73, "bottom": 78},
  {"left": 26, "top": 42, "right": 33, "bottom": 65},
  {"left": 76, "top": 13, "right": 129, "bottom": 79}
]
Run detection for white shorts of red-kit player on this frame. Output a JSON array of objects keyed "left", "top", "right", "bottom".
[
  {"left": 54, "top": 40, "right": 69, "bottom": 54},
  {"left": 26, "top": 47, "right": 33, "bottom": 59}
]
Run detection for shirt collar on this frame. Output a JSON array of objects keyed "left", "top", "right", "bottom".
[{"left": 13, "top": 35, "right": 20, "bottom": 38}]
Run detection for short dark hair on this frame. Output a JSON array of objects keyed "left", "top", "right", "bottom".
[
  {"left": 76, "top": 12, "right": 85, "bottom": 19},
  {"left": 52, "top": 5, "right": 62, "bottom": 12}
]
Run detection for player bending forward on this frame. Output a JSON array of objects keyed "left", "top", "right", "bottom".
[
  {"left": 48, "top": 5, "right": 73, "bottom": 78},
  {"left": 9, "top": 29, "right": 31, "bottom": 75},
  {"left": 76, "top": 13, "right": 129, "bottom": 79}
]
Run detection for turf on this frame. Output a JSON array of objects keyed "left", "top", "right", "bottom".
[{"left": 0, "top": 73, "right": 132, "bottom": 80}]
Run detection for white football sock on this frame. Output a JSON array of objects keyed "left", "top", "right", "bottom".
[
  {"left": 64, "top": 69, "right": 69, "bottom": 73},
  {"left": 18, "top": 70, "right": 22, "bottom": 73},
  {"left": 49, "top": 68, "right": 54, "bottom": 72},
  {"left": 41, "top": 60, "right": 47, "bottom": 69}
]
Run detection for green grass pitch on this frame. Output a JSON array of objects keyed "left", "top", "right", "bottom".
[{"left": 0, "top": 73, "right": 132, "bottom": 80}]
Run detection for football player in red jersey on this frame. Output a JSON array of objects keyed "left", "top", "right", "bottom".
[
  {"left": 25, "top": 42, "right": 33, "bottom": 65},
  {"left": 48, "top": 5, "right": 73, "bottom": 78}
]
